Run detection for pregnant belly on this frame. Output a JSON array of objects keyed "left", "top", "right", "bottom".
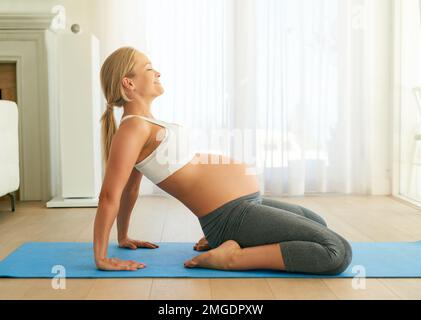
[{"left": 159, "top": 153, "right": 260, "bottom": 217}]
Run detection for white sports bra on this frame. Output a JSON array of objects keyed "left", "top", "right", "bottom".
[{"left": 120, "top": 115, "right": 197, "bottom": 184}]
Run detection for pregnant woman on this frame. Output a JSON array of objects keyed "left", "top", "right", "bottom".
[{"left": 94, "top": 47, "right": 353, "bottom": 275}]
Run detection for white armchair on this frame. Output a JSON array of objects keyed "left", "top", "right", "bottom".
[{"left": 0, "top": 100, "right": 20, "bottom": 212}]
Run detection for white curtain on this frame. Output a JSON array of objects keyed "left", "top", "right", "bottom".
[{"left": 91, "top": 0, "right": 392, "bottom": 197}]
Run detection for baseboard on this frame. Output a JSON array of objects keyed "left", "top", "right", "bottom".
[{"left": 46, "top": 196, "right": 99, "bottom": 208}]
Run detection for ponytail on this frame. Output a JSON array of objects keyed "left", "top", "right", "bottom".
[
  {"left": 99, "top": 46, "right": 138, "bottom": 168},
  {"left": 100, "top": 103, "right": 117, "bottom": 167}
]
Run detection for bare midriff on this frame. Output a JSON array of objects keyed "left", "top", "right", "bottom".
[
  {"left": 127, "top": 116, "right": 260, "bottom": 219},
  {"left": 155, "top": 153, "right": 260, "bottom": 218}
]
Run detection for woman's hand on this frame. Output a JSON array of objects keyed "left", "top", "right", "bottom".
[
  {"left": 193, "top": 236, "right": 210, "bottom": 251},
  {"left": 95, "top": 257, "right": 145, "bottom": 271},
  {"left": 118, "top": 237, "right": 160, "bottom": 250}
]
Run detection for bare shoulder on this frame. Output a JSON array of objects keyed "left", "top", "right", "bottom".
[
  {"left": 117, "top": 116, "right": 152, "bottom": 136},
  {"left": 100, "top": 117, "right": 150, "bottom": 201},
  {"left": 108, "top": 118, "right": 151, "bottom": 164}
]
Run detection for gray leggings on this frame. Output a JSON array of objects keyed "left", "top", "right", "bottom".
[{"left": 198, "top": 191, "right": 353, "bottom": 275}]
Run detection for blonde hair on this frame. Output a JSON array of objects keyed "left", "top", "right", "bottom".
[{"left": 99, "top": 46, "right": 138, "bottom": 166}]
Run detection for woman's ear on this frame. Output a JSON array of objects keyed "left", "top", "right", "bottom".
[
  {"left": 122, "top": 77, "right": 135, "bottom": 98},
  {"left": 122, "top": 77, "right": 134, "bottom": 90}
]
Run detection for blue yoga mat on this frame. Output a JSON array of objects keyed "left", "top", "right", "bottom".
[{"left": 0, "top": 241, "right": 421, "bottom": 278}]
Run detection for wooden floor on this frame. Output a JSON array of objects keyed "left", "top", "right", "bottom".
[{"left": 0, "top": 194, "right": 421, "bottom": 300}]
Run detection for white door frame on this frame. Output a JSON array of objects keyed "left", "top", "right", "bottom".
[
  {"left": 0, "top": 13, "right": 57, "bottom": 201},
  {"left": 0, "top": 33, "right": 51, "bottom": 201}
]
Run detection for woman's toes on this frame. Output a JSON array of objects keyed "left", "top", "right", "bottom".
[
  {"left": 185, "top": 241, "right": 241, "bottom": 270},
  {"left": 184, "top": 258, "right": 199, "bottom": 268},
  {"left": 184, "top": 251, "right": 212, "bottom": 268}
]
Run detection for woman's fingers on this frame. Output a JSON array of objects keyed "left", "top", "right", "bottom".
[
  {"left": 112, "top": 257, "right": 142, "bottom": 266},
  {"left": 196, "top": 237, "right": 208, "bottom": 246},
  {"left": 194, "top": 243, "right": 210, "bottom": 251},
  {"left": 102, "top": 263, "right": 130, "bottom": 271},
  {"left": 199, "top": 236, "right": 207, "bottom": 243},
  {"left": 118, "top": 241, "right": 136, "bottom": 250},
  {"left": 109, "top": 258, "right": 145, "bottom": 269},
  {"left": 133, "top": 240, "right": 159, "bottom": 249},
  {"left": 194, "top": 237, "right": 209, "bottom": 250},
  {"left": 96, "top": 258, "right": 142, "bottom": 271},
  {"left": 125, "top": 259, "right": 145, "bottom": 267},
  {"left": 145, "top": 242, "right": 159, "bottom": 248},
  {"left": 119, "top": 242, "right": 137, "bottom": 250},
  {"left": 119, "top": 239, "right": 159, "bottom": 250},
  {"left": 127, "top": 260, "right": 145, "bottom": 268}
]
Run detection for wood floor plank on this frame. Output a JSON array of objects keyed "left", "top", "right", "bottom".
[
  {"left": 378, "top": 279, "right": 421, "bottom": 300},
  {"left": 86, "top": 279, "right": 152, "bottom": 300},
  {"left": 210, "top": 279, "right": 275, "bottom": 300},
  {"left": 298, "top": 196, "right": 421, "bottom": 241},
  {"left": 266, "top": 278, "right": 337, "bottom": 300},
  {"left": 20, "top": 279, "right": 95, "bottom": 300},
  {"left": 149, "top": 279, "right": 211, "bottom": 300},
  {"left": 322, "top": 278, "right": 401, "bottom": 300},
  {"left": 0, "top": 279, "right": 33, "bottom": 300}
]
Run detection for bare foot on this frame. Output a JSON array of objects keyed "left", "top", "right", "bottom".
[
  {"left": 184, "top": 240, "right": 241, "bottom": 270},
  {"left": 193, "top": 236, "right": 210, "bottom": 251}
]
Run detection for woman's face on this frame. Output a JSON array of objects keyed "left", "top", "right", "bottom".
[{"left": 125, "top": 52, "right": 164, "bottom": 99}]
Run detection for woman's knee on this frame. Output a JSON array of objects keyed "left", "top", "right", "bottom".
[{"left": 322, "top": 236, "right": 353, "bottom": 275}]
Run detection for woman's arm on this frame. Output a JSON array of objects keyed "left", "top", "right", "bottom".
[
  {"left": 117, "top": 170, "right": 142, "bottom": 242},
  {"left": 94, "top": 119, "right": 150, "bottom": 270},
  {"left": 115, "top": 171, "right": 160, "bottom": 251},
  {"left": 93, "top": 197, "right": 121, "bottom": 260},
  {"left": 94, "top": 196, "right": 146, "bottom": 270}
]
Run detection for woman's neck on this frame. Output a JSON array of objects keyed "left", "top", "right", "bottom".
[{"left": 123, "top": 101, "right": 153, "bottom": 118}]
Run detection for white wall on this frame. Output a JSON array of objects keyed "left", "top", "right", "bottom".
[{"left": 0, "top": 0, "right": 93, "bottom": 31}]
